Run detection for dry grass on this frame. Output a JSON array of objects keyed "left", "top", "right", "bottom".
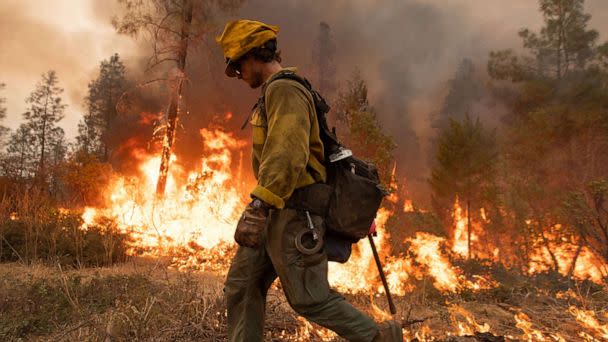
[
  {"left": 0, "top": 190, "right": 130, "bottom": 267},
  {"left": 0, "top": 259, "right": 306, "bottom": 341},
  {"left": 1, "top": 260, "right": 607, "bottom": 341}
]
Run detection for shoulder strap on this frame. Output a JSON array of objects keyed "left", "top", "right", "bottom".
[
  {"left": 259, "top": 70, "right": 342, "bottom": 156},
  {"left": 267, "top": 70, "right": 331, "bottom": 115}
]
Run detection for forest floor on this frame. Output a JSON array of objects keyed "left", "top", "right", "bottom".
[{"left": 1, "top": 259, "right": 607, "bottom": 341}]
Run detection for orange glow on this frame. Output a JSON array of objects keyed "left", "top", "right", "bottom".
[
  {"left": 448, "top": 305, "right": 490, "bottom": 337},
  {"left": 403, "top": 199, "right": 414, "bottom": 212},
  {"left": 515, "top": 312, "right": 547, "bottom": 341},
  {"left": 451, "top": 197, "right": 473, "bottom": 258},
  {"left": 526, "top": 223, "right": 607, "bottom": 284},
  {"left": 569, "top": 306, "right": 608, "bottom": 340},
  {"left": 81, "top": 127, "right": 248, "bottom": 256}
]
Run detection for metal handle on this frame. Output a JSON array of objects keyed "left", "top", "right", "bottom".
[{"left": 368, "top": 234, "right": 397, "bottom": 315}]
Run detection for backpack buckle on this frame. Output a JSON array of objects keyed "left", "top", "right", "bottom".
[{"left": 328, "top": 147, "right": 352, "bottom": 163}]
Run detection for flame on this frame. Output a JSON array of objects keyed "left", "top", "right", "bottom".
[
  {"left": 403, "top": 199, "right": 414, "bottom": 212},
  {"left": 328, "top": 211, "right": 497, "bottom": 295},
  {"left": 413, "top": 325, "right": 432, "bottom": 341},
  {"left": 386, "top": 163, "right": 398, "bottom": 204},
  {"left": 294, "top": 317, "right": 337, "bottom": 341},
  {"left": 82, "top": 127, "right": 248, "bottom": 256},
  {"left": 569, "top": 306, "right": 608, "bottom": 340},
  {"left": 328, "top": 208, "right": 392, "bottom": 293},
  {"left": 526, "top": 224, "right": 607, "bottom": 284},
  {"left": 515, "top": 312, "right": 547, "bottom": 341},
  {"left": 448, "top": 305, "right": 490, "bottom": 337},
  {"left": 451, "top": 197, "right": 473, "bottom": 258},
  {"left": 72, "top": 116, "right": 608, "bottom": 340},
  {"left": 410, "top": 232, "right": 460, "bottom": 292}
]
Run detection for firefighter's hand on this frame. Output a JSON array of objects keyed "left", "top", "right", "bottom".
[{"left": 234, "top": 198, "right": 270, "bottom": 248}]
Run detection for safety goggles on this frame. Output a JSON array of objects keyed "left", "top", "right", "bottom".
[{"left": 225, "top": 58, "right": 242, "bottom": 78}]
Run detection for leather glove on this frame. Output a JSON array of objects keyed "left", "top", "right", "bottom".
[{"left": 234, "top": 198, "right": 270, "bottom": 248}]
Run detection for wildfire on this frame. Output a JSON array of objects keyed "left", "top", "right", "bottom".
[
  {"left": 450, "top": 198, "right": 497, "bottom": 260},
  {"left": 81, "top": 127, "right": 248, "bottom": 255},
  {"left": 403, "top": 199, "right": 414, "bottom": 213},
  {"left": 526, "top": 224, "right": 607, "bottom": 284},
  {"left": 328, "top": 208, "right": 393, "bottom": 294},
  {"left": 514, "top": 312, "right": 547, "bottom": 341},
  {"left": 73, "top": 117, "right": 608, "bottom": 340},
  {"left": 328, "top": 204, "right": 496, "bottom": 296},
  {"left": 448, "top": 304, "right": 490, "bottom": 337},
  {"left": 569, "top": 306, "right": 608, "bottom": 340},
  {"left": 294, "top": 317, "right": 337, "bottom": 341}
]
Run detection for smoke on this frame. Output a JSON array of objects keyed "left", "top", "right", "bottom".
[
  {"left": 204, "top": 0, "right": 607, "bottom": 203},
  {"left": 0, "top": 0, "right": 142, "bottom": 137},
  {"left": 136, "top": 0, "right": 608, "bottom": 203},
  {"left": 2, "top": 0, "right": 608, "bottom": 203}
]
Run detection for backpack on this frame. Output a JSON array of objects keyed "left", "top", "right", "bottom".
[{"left": 259, "top": 70, "right": 389, "bottom": 242}]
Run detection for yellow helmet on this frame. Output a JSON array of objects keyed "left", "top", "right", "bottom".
[{"left": 216, "top": 19, "right": 280, "bottom": 77}]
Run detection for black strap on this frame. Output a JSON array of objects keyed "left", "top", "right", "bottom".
[{"left": 254, "top": 70, "right": 342, "bottom": 156}]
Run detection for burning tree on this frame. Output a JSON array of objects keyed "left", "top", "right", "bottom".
[
  {"left": 562, "top": 180, "right": 608, "bottom": 268},
  {"left": 430, "top": 116, "right": 498, "bottom": 260},
  {"left": 488, "top": 0, "right": 608, "bottom": 274},
  {"left": 112, "top": 0, "right": 244, "bottom": 197}
]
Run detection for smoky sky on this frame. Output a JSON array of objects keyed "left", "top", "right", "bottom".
[
  {"left": 1, "top": 0, "right": 608, "bottom": 202},
  {"left": 200, "top": 0, "right": 608, "bottom": 200},
  {"left": 0, "top": 0, "right": 143, "bottom": 137}
]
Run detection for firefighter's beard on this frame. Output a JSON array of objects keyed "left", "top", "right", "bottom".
[{"left": 248, "top": 70, "right": 264, "bottom": 89}]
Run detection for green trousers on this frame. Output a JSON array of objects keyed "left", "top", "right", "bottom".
[{"left": 225, "top": 207, "right": 378, "bottom": 342}]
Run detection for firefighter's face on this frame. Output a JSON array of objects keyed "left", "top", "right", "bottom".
[{"left": 237, "top": 56, "right": 264, "bottom": 89}]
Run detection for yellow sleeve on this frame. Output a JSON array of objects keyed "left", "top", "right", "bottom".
[{"left": 250, "top": 80, "right": 311, "bottom": 209}]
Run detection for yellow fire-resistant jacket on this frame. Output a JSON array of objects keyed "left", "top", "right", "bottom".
[{"left": 250, "top": 68, "right": 326, "bottom": 209}]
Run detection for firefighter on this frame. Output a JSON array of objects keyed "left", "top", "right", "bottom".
[{"left": 216, "top": 19, "right": 402, "bottom": 342}]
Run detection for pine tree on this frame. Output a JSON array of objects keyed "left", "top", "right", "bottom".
[
  {"left": 3, "top": 124, "right": 36, "bottom": 181},
  {"left": 434, "top": 59, "right": 481, "bottom": 131},
  {"left": 0, "top": 83, "right": 9, "bottom": 146},
  {"left": 22, "top": 71, "right": 66, "bottom": 183},
  {"left": 430, "top": 59, "right": 482, "bottom": 170},
  {"left": 430, "top": 116, "right": 498, "bottom": 259},
  {"left": 76, "top": 54, "right": 128, "bottom": 160},
  {"left": 335, "top": 71, "right": 395, "bottom": 184},
  {"left": 487, "top": 1, "right": 608, "bottom": 271},
  {"left": 0, "top": 82, "right": 5, "bottom": 118},
  {"left": 489, "top": 0, "right": 601, "bottom": 81}
]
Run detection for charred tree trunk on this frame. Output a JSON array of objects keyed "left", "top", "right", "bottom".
[
  {"left": 567, "top": 239, "right": 584, "bottom": 279},
  {"left": 156, "top": 1, "right": 193, "bottom": 198},
  {"left": 540, "top": 225, "right": 560, "bottom": 273},
  {"left": 467, "top": 198, "right": 472, "bottom": 260},
  {"left": 523, "top": 221, "right": 531, "bottom": 271}
]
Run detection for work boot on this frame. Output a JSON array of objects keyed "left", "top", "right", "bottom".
[{"left": 372, "top": 320, "right": 403, "bottom": 342}]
